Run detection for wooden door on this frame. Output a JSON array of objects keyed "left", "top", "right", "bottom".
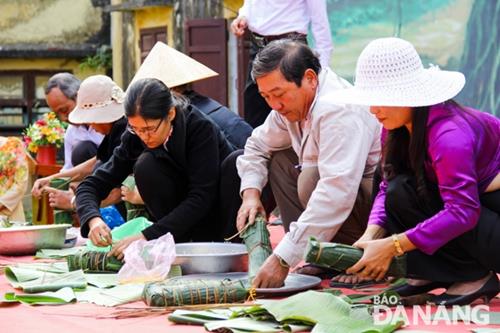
[
  {"left": 185, "top": 18, "right": 227, "bottom": 105},
  {"left": 139, "top": 27, "right": 167, "bottom": 63}
]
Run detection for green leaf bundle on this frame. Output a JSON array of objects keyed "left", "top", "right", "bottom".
[
  {"left": 67, "top": 251, "right": 123, "bottom": 273},
  {"left": 143, "top": 279, "right": 248, "bottom": 307},
  {"left": 304, "top": 238, "right": 406, "bottom": 277},
  {"left": 240, "top": 214, "right": 272, "bottom": 281}
]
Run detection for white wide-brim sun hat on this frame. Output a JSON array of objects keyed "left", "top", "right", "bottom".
[
  {"left": 69, "top": 75, "right": 125, "bottom": 124},
  {"left": 330, "top": 37, "right": 465, "bottom": 107}
]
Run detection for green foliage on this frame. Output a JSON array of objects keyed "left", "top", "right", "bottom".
[{"left": 79, "top": 45, "right": 112, "bottom": 71}]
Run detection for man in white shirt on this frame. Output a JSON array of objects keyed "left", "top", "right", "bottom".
[
  {"left": 230, "top": 0, "right": 333, "bottom": 128},
  {"left": 45, "top": 73, "right": 104, "bottom": 170},
  {"left": 236, "top": 40, "right": 381, "bottom": 288}
]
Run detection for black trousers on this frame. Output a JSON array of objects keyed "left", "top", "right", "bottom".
[
  {"left": 243, "top": 43, "right": 272, "bottom": 128},
  {"left": 71, "top": 140, "right": 98, "bottom": 166},
  {"left": 243, "top": 36, "right": 308, "bottom": 128},
  {"left": 384, "top": 174, "right": 500, "bottom": 282},
  {"left": 133, "top": 151, "right": 242, "bottom": 243}
]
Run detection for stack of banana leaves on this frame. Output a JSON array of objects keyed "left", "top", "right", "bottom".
[
  {"left": 239, "top": 214, "right": 273, "bottom": 281},
  {"left": 67, "top": 251, "right": 123, "bottom": 273},
  {"left": 168, "top": 290, "right": 404, "bottom": 333},
  {"left": 143, "top": 279, "right": 249, "bottom": 307},
  {"left": 304, "top": 237, "right": 407, "bottom": 277}
]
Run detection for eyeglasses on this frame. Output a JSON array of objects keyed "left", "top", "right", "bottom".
[{"left": 127, "top": 118, "right": 164, "bottom": 136}]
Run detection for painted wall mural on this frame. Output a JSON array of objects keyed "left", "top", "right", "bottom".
[{"left": 325, "top": 0, "right": 498, "bottom": 116}]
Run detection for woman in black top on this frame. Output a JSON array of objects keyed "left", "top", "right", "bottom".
[{"left": 75, "top": 78, "right": 240, "bottom": 258}]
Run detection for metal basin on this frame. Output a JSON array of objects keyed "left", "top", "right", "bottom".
[
  {"left": 0, "top": 224, "right": 71, "bottom": 255},
  {"left": 174, "top": 242, "right": 248, "bottom": 275}
]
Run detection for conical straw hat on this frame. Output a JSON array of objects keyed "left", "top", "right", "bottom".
[{"left": 128, "top": 42, "right": 218, "bottom": 90}]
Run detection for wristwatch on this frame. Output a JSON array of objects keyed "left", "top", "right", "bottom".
[{"left": 274, "top": 254, "right": 290, "bottom": 268}]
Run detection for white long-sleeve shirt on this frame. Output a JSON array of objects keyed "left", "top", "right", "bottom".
[
  {"left": 62, "top": 124, "right": 104, "bottom": 170},
  {"left": 236, "top": 68, "right": 381, "bottom": 267},
  {"left": 238, "top": 0, "right": 333, "bottom": 68}
]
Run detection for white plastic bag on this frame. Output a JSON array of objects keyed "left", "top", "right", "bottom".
[{"left": 117, "top": 233, "right": 176, "bottom": 284}]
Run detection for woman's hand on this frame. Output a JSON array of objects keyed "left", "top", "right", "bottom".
[
  {"left": 236, "top": 189, "right": 266, "bottom": 232},
  {"left": 121, "top": 186, "right": 144, "bottom": 205},
  {"left": 88, "top": 217, "right": 112, "bottom": 247},
  {"left": 346, "top": 237, "right": 396, "bottom": 281},
  {"left": 109, "top": 234, "right": 146, "bottom": 260}
]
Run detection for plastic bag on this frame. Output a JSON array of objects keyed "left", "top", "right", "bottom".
[
  {"left": 117, "top": 232, "right": 176, "bottom": 284},
  {"left": 99, "top": 205, "right": 125, "bottom": 229}
]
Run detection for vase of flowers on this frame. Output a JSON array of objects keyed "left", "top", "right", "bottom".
[{"left": 23, "top": 112, "right": 65, "bottom": 165}]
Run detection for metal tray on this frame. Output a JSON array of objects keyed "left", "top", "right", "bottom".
[
  {"left": 174, "top": 243, "right": 248, "bottom": 274},
  {"left": 167, "top": 272, "right": 321, "bottom": 296},
  {"left": 0, "top": 224, "right": 71, "bottom": 255}
]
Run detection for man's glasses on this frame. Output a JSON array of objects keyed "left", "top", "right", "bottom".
[{"left": 127, "top": 117, "right": 164, "bottom": 136}]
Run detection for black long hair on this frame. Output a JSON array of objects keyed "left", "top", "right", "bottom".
[
  {"left": 125, "top": 78, "right": 187, "bottom": 120},
  {"left": 383, "top": 105, "right": 430, "bottom": 202},
  {"left": 383, "top": 99, "right": 490, "bottom": 204}
]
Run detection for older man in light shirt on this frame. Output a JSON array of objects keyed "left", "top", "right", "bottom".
[{"left": 236, "top": 40, "right": 381, "bottom": 288}]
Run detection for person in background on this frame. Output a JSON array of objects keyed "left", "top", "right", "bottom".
[
  {"left": 45, "top": 73, "right": 103, "bottom": 170},
  {"left": 330, "top": 37, "right": 500, "bottom": 306},
  {"left": 129, "top": 42, "right": 252, "bottom": 150},
  {"left": 75, "top": 78, "right": 241, "bottom": 259},
  {"left": 0, "top": 137, "right": 29, "bottom": 221},
  {"left": 231, "top": 0, "right": 333, "bottom": 128},
  {"left": 236, "top": 40, "right": 381, "bottom": 288},
  {"left": 32, "top": 75, "right": 127, "bottom": 216}
]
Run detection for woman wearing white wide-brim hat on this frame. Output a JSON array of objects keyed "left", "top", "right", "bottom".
[
  {"left": 32, "top": 75, "right": 128, "bottom": 215},
  {"left": 331, "top": 37, "right": 500, "bottom": 306}
]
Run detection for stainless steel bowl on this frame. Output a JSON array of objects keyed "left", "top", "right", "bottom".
[
  {"left": 174, "top": 242, "right": 248, "bottom": 274},
  {"left": 0, "top": 224, "right": 71, "bottom": 255}
]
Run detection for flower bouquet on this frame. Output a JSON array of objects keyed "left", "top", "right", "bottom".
[{"left": 23, "top": 112, "right": 65, "bottom": 154}]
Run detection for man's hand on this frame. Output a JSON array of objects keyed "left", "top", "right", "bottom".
[
  {"left": 88, "top": 217, "right": 112, "bottom": 247},
  {"left": 236, "top": 189, "right": 266, "bottom": 231},
  {"left": 32, "top": 176, "right": 52, "bottom": 198},
  {"left": 252, "top": 254, "right": 289, "bottom": 288},
  {"left": 109, "top": 234, "right": 146, "bottom": 260},
  {"left": 230, "top": 16, "right": 248, "bottom": 37},
  {"left": 45, "top": 187, "right": 73, "bottom": 210}
]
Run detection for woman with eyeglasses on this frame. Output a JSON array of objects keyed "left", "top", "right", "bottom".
[{"left": 75, "top": 78, "right": 240, "bottom": 258}]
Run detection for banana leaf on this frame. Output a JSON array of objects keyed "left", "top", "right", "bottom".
[
  {"left": 2, "top": 287, "right": 76, "bottom": 305},
  {"left": 67, "top": 251, "right": 123, "bottom": 273},
  {"left": 240, "top": 214, "right": 272, "bottom": 282},
  {"left": 263, "top": 291, "right": 402, "bottom": 333},
  {"left": 122, "top": 176, "right": 150, "bottom": 221},
  {"left": 205, "top": 318, "right": 282, "bottom": 333},
  {"left": 262, "top": 290, "right": 349, "bottom": 325},
  {"left": 5, "top": 267, "right": 87, "bottom": 293},
  {"left": 84, "top": 273, "right": 119, "bottom": 288},
  {"left": 304, "top": 238, "right": 407, "bottom": 277},
  {"left": 168, "top": 309, "right": 233, "bottom": 325},
  {"left": 75, "top": 284, "right": 144, "bottom": 307},
  {"left": 143, "top": 279, "right": 248, "bottom": 307},
  {"left": 313, "top": 320, "right": 403, "bottom": 333},
  {"left": 35, "top": 246, "right": 87, "bottom": 259}
]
